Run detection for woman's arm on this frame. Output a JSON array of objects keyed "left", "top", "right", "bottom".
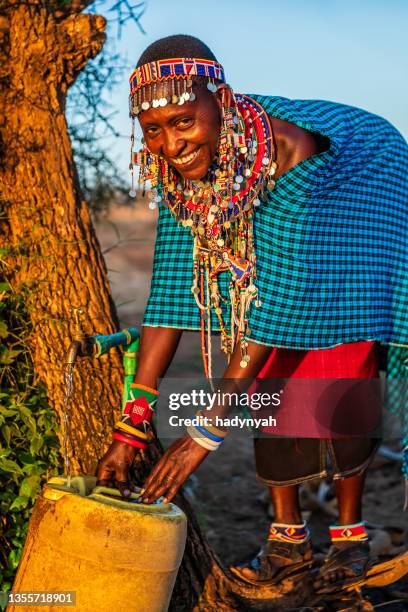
[
  {"left": 139, "top": 339, "right": 274, "bottom": 503},
  {"left": 134, "top": 326, "right": 183, "bottom": 388},
  {"left": 95, "top": 326, "right": 182, "bottom": 493}
]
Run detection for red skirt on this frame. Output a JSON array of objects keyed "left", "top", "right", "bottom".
[
  {"left": 258, "top": 341, "right": 378, "bottom": 379},
  {"left": 253, "top": 342, "right": 382, "bottom": 485},
  {"left": 254, "top": 341, "right": 380, "bottom": 438}
]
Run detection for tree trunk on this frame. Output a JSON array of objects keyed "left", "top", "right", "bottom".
[
  {"left": 0, "top": 0, "right": 123, "bottom": 473},
  {"left": 0, "top": 2, "right": 405, "bottom": 610}
]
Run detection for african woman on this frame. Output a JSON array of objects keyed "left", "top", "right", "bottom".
[{"left": 97, "top": 35, "right": 408, "bottom": 592}]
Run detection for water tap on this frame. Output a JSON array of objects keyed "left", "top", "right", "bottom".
[{"left": 66, "top": 308, "right": 92, "bottom": 366}]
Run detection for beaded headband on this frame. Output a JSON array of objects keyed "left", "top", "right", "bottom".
[{"left": 129, "top": 57, "right": 226, "bottom": 117}]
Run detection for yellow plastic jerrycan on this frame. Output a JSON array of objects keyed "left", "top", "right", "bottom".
[{"left": 9, "top": 476, "right": 187, "bottom": 612}]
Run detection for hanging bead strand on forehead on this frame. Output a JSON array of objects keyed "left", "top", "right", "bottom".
[{"left": 171, "top": 79, "right": 177, "bottom": 104}]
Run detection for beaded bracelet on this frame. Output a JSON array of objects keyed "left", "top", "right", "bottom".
[
  {"left": 122, "top": 383, "right": 159, "bottom": 428},
  {"left": 115, "top": 421, "right": 149, "bottom": 440},
  {"left": 186, "top": 424, "right": 223, "bottom": 451},
  {"left": 112, "top": 430, "right": 147, "bottom": 450},
  {"left": 194, "top": 422, "right": 225, "bottom": 443},
  {"left": 196, "top": 410, "right": 229, "bottom": 438}
]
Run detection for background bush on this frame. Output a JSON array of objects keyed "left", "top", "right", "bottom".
[{"left": 0, "top": 281, "right": 62, "bottom": 591}]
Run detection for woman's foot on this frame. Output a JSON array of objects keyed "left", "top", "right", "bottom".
[
  {"left": 231, "top": 538, "right": 314, "bottom": 585},
  {"left": 314, "top": 522, "right": 372, "bottom": 593},
  {"left": 230, "top": 521, "right": 314, "bottom": 585}
]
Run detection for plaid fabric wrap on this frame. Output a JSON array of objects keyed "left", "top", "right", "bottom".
[{"left": 144, "top": 94, "right": 408, "bottom": 351}]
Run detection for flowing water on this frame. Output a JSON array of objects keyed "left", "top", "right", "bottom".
[{"left": 62, "top": 363, "right": 74, "bottom": 487}]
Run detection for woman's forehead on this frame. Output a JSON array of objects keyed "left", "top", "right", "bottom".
[
  {"left": 138, "top": 100, "right": 199, "bottom": 125},
  {"left": 137, "top": 84, "right": 214, "bottom": 124}
]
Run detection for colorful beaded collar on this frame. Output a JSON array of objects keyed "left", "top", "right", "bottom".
[{"left": 137, "top": 94, "right": 276, "bottom": 234}]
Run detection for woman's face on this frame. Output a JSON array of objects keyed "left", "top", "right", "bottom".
[{"left": 138, "top": 83, "right": 222, "bottom": 181}]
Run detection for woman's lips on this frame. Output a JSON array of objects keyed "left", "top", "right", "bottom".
[{"left": 170, "top": 147, "right": 200, "bottom": 168}]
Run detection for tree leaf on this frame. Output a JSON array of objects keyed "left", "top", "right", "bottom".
[
  {"left": 17, "top": 451, "right": 36, "bottom": 465},
  {"left": 0, "top": 349, "right": 22, "bottom": 364},
  {"left": 9, "top": 496, "right": 29, "bottom": 512},
  {"left": 29, "top": 436, "right": 43, "bottom": 455},
  {"left": 0, "top": 321, "right": 8, "bottom": 338},
  {"left": 1, "top": 425, "right": 11, "bottom": 446},
  {"left": 19, "top": 475, "right": 40, "bottom": 498},
  {"left": 0, "top": 447, "right": 10, "bottom": 459},
  {"left": 0, "top": 458, "right": 23, "bottom": 475}
]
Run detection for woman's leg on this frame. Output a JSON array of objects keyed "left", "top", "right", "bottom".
[
  {"left": 335, "top": 471, "right": 366, "bottom": 525},
  {"left": 269, "top": 483, "right": 302, "bottom": 524}
]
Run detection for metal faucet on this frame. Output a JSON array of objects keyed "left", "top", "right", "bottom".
[
  {"left": 65, "top": 307, "right": 140, "bottom": 371},
  {"left": 66, "top": 308, "right": 92, "bottom": 366}
]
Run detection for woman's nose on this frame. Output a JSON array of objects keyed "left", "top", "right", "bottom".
[{"left": 161, "top": 132, "right": 186, "bottom": 159}]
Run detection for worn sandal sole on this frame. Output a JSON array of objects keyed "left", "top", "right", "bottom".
[
  {"left": 230, "top": 558, "right": 315, "bottom": 586},
  {"left": 314, "top": 558, "right": 375, "bottom": 594}
]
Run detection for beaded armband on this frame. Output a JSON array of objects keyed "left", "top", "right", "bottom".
[
  {"left": 329, "top": 521, "right": 369, "bottom": 542},
  {"left": 113, "top": 384, "right": 159, "bottom": 449},
  {"left": 122, "top": 383, "right": 159, "bottom": 427}
]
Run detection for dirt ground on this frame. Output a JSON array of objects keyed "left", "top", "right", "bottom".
[{"left": 95, "top": 202, "right": 408, "bottom": 609}]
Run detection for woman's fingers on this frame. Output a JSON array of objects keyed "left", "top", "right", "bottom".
[
  {"left": 162, "top": 481, "right": 180, "bottom": 503},
  {"left": 142, "top": 477, "right": 180, "bottom": 504},
  {"left": 141, "top": 437, "right": 210, "bottom": 504},
  {"left": 141, "top": 450, "right": 175, "bottom": 492},
  {"left": 96, "top": 441, "right": 138, "bottom": 496},
  {"left": 142, "top": 467, "right": 176, "bottom": 502},
  {"left": 115, "top": 479, "right": 132, "bottom": 497},
  {"left": 95, "top": 457, "right": 114, "bottom": 482}
]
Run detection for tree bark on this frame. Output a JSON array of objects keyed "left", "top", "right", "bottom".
[
  {"left": 0, "top": 2, "right": 405, "bottom": 610},
  {"left": 0, "top": 0, "right": 122, "bottom": 473}
]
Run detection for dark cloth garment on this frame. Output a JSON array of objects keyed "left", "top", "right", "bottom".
[
  {"left": 253, "top": 342, "right": 381, "bottom": 485},
  {"left": 254, "top": 438, "right": 380, "bottom": 486}
]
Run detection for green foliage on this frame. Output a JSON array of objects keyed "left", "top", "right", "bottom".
[{"left": 0, "top": 285, "right": 62, "bottom": 592}]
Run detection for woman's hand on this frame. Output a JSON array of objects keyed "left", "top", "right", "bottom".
[
  {"left": 96, "top": 440, "right": 138, "bottom": 497},
  {"left": 141, "top": 435, "right": 209, "bottom": 504}
]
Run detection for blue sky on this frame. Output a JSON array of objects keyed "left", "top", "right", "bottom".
[{"left": 94, "top": 0, "right": 408, "bottom": 174}]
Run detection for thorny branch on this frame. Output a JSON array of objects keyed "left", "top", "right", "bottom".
[
  {"left": 68, "top": 0, "right": 146, "bottom": 211},
  {"left": 86, "top": 0, "right": 146, "bottom": 37},
  {"left": 108, "top": 0, "right": 146, "bottom": 37}
]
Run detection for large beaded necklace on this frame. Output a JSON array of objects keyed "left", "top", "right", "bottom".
[{"left": 135, "top": 94, "right": 277, "bottom": 375}]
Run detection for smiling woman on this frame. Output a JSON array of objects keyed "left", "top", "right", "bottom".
[
  {"left": 132, "top": 36, "right": 224, "bottom": 180},
  {"left": 96, "top": 33, "right": 408, "bottom": 595}
]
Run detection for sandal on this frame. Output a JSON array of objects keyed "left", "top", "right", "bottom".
[
  {"left": 313, "top": 541, "right": 372, "bottom": 593},
  {"left": 230, "top": 538, "right": 314, "bottom": 586}
]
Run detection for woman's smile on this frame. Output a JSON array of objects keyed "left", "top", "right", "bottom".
[{"left": 170, "top": 147, "right": 201, "bottom": 168}]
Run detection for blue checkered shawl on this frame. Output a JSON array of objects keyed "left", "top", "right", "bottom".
[{"left": 144, "top": 94, "right": 408, "bottom": 353}]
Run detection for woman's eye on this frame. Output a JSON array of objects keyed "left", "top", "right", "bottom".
[{"left": 177, "top": 118, "right": 193, "bottom": 129}]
